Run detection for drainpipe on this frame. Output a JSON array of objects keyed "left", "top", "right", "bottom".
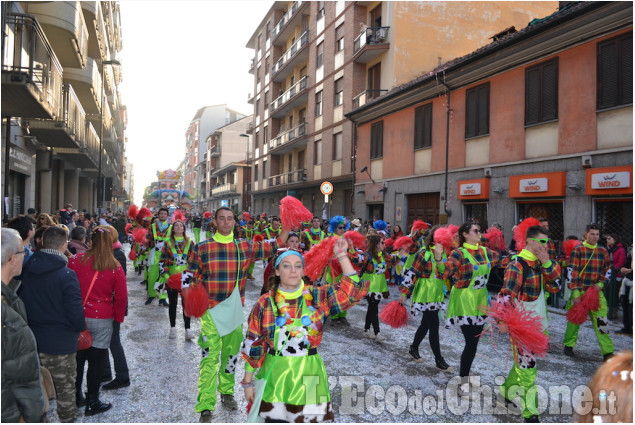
[
  {"left": 441, "top": 82, "right": 452, "bottom": 217},
  {"left": 351, "top": 121, "right": 358, "bottom": 216}
]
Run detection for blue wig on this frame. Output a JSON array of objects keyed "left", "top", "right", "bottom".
[
  {"left": 328, "top": 216, "right": 350, "bottom": 233},
  {"left": 373, "top": 220, "right": 388, "bottom": 231}
]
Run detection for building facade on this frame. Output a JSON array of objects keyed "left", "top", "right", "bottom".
[
  {"left": 1, "top": 1, "right": 128, "bottom": 217},
  {"left": 347, "top": 1, "right": 633, "bottom": 246},
  {"left": 245, "top": 1, "right": 557, "bottom": 218}
]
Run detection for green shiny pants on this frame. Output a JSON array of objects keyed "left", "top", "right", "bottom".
[
  {"left": 147, "top": 252, "right": 167, "bottom": 300},
  {"left": 193, "top": 228, "right": 201, "bottom": 244},
  {"left": 500, "top": 345, "right": 539, "bottom": 419},
  {"left": 563, "top": 290, "right": 614, "bottom": 355}
]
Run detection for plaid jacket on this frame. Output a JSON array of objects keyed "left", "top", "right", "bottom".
[
  {"left": 184, "top": 237, "right": 281, "bottom": 308},
  {"left": 568, "top": 243, "right": 610, "bottom": 291},
  {"left": 500, "top": 252, "right": 561, "bottom": 302},
  {"left": 438, "top": 244, "right": 509, "bottom": 288},
  {"left": 399, "top": 248, "right": 446, "bottom": 296},
  {"left": 242, "top": 276, "right": 369, "bottom": 370}
]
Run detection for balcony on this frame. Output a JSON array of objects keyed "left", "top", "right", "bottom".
[
  {"left": 353, "top": 27, "right": 390, "bottom": 63},
  {"left": 352, "top": 89, "right": 389, "bottom": 109},
  {"left": 211, "top": 183, "right": 237, "bottom": 196},
  {"left": 248, "top": 58, "right": 255, "bottom": 74},
  {"left": 269, "top": 122, "right": 308, "bottom": 154},
  {"left": 271, "top": 31, "right": 309, "bottom": 82},
  {"left": 210, "top": 145, "right": 221, "bottom": 157},
  {"left": 82, "top": 1, "right": 107, "bottom": 61},
  {"left": 270, "top": 76, "right": 309, "bottom": 119},
  {"left": 268, "top": 169, "right": 307, "bottom": 187},
  {"left": 247, "top": 92, "right": 255, "bottom": 105},
  {"left": 63, "top": 57, "right": 102, "bottom": 115},
  {"left": 271, "top": 0, "right": 309, "bottom": 46},
  {"left": 1, "top": 14, "right": 63, "bottom": 120},
  {"left": 27, "top": 1, "right": 89, "bottom": 68}
]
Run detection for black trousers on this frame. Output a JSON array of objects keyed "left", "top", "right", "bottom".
[
  {"left": 365, "top": 297, "right": 381, "bottom": 334},
  {"left": 76, "top": 346, "right": 108, "bottom": 396},
  {"left": 621, "top": 294, "right": 633, "bottom": 332},
  {"left": 102, "top": 320, "right": 129, "bottom": 381},
  {"left": 168, "top": 288, "right": 191, "bottom": 329},
  {"left": 412, "top": 310, "right": 442, "bottom": 360},
  {"left": 459, "top": 324, "right": 484, "bottom": 377}
]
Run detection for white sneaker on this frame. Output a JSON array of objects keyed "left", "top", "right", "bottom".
[
  {"left": 185, "top": 329, "right": 195, "bottom": 340},
  {"left": 374, "top": 333, "right": 385, "bottom": 342},
  {"left": 363, "top": 330, "right": 375, "bottom": 340},
  {"left": 169, "top": 327, "right": 176, "bottom": 339}
]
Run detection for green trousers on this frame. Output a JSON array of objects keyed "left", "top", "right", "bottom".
[
  {"left": 195, "top": 314, "right": 243, "bottom": 413},
  {"left": 148, "top": 250, "right": 167, "bottom": 300},
  {"left": 563, "top": 289, "right": 614, "bottom": 355},
  {"left": 500, "top": 345, "right": 539, "bottom": 419},
  {"left": 193, "top": 228, "right": 201, "bottom": 244}
]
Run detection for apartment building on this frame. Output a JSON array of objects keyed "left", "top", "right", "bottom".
[
  {"left": 1, "top": 1, "right": 128, "bottom": 216},
  {"left": 347, "top": 1, "right": 633, "bottom": 246},
  {"left": 182, "top": 105, "right": 246, "bottom": 211},
  {"left": 203, "top": 115, "right": 253, "bottom": 213},
  {"left": 245, "top": 1, "right": 556, "bottom": 218}
]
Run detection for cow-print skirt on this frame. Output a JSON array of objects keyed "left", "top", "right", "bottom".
[
  {"left": 446, "top": 315, "right": 488, "bottom": 327},
  {"left": 259, "top": 401, "right": 334, "bottom": 423},
  {"left": 411, "top": 301, "right": 446, "bottom": 316}
]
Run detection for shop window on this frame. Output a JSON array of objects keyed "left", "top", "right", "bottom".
[
  {"left": 595, "top": 199, "right": 633, "bottom": 248},
  {"left": 517, "top": 201, "right": 564, "bottom": 245},
  {"left": 463, "top": 203, "right": 488, "bottom": 229}
]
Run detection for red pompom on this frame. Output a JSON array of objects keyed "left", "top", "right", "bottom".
[
  {"left": 183, "top": 285, "right": 209, "bottom": 318},
  {"left": 132, "top": 227, "right": 148, "bottom": 245},
  {"left": 253, "top": 234, "right": 264, "bottom": 242},
  {"left": 379, "top": 301, "right": 409, "bottom": 328},
  {"left": 137, "top": 207, "right": 152, "bottom": 220},
  {"left": 447, "top": 224, "right": 459, "bottom": 237},
  {"left": 394, "top": 236, "right": 413, "bottom": 251},
  {"left": 243, "top": 212, "right": 253, "bottom": 221},
  {"left": 434, "top": 227, "right": 454, "bottom": 254},
  {"left": 203, "top": 211, "right": 212, "bottom": 219},
  {"left": 384, "top": 238, "right": 394, "bottom": 249},
  {"left": 344, "top": 231, "right": 366, "bottom": 250},
  {"left": 279, "top": 196, "right": 313, "bottom": 231},
  {"left": 125, "top": 223, "right": 132, "bottom": 235},
  {"left": 484, "top": 298, "right": 549, "bottom": 357},
  {"left": 513, "top": 217, "right": 541, "bottom": 251},
  {"left": 128, "top": 249, "right": 137, "bottom": 261},
  {"left": 483, "top": 227, "right": 506, "bottom": 252},
  {"left": 562, "top": 239, "right": 580, "bottom": 262},
  {"left": 127, "top": 204, "right": 139, "bottom": 220},
  {"left": 167, "top": 273, "right": 182, "bottom": 291},
  {"left": 567, "top": 286, "right": 601, "bottom": 325},
  {"left": 411, "top": 220, "right": 428, "bottom": 234},
  {"left": 303, "top": 237, "right": 337, "bottom": 281},
  {"left": 173, "top": 210, "right": 186, "bottom": 223},
  {"left": 329, "top": 257, "right": 343, "bottom": 279}
]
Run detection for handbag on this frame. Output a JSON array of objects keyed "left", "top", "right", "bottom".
[
  {"left": 78, "top": 271, "right": 99, "bottom": 350},
  {"left": 209, "top": 241, "right": 244, "bottom": 337}
]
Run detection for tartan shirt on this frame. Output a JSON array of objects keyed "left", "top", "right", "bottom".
[
  {"left": 438, "top": 243, "right": 509, "bottom": 288},
  {"left": 184, "top": 235, "right": 282, "bottom": 309},
  {"left": 242, "top": 276, "right": 369, "bottom": 370},
  {"left": 500, "top": 250, "right": 561, "bottom": 302},
  {"left": 351, "top": 251, "right": 400, "bottom": 275},
  {"left": 568, "top": 242, "right": 610, "bottom": 291},
  {"left": 399, "top": 248, "right": 446, "bottom": 296}
]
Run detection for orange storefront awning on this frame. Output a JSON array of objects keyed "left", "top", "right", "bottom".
[
  {"left": 509, "top": 172, "right": 566, "bottom": 198},
  {"left": 457, "top": 178, "right": 490, "bottom": 200},
  {"left": 585, "top": 165, "right": 633, "bottom": 196}
]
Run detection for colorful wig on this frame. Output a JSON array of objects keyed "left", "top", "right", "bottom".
[{"left": 328, "top": 216, "right": 349, "bottom": 233}]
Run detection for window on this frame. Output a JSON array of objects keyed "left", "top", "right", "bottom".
[
  {"left": 525, "top": 59, "right": 558, "bottom": 125},
  {"left": 334, "top": 77, "right": 344, "bottom": 106},
  {"left": 335, "top": 25, "right": 344, "bottom": 52},
  {"left": 315, "top": 90, "right": 323, "bottom": 117},
  {"left": 254, "top": 164, "right": 259, "bottom": 181},
  {"left": 255, "top": 131, "right": 259, "bottom": 148},
  {"left": 318, "top": 1, "right": 325, "bottom": 17},
  {"left": 465, "top": 83, "right": 489, "bottom": 138},
  {"left": 597, "top": 32, "right": 633, "bottom": 110},
  {"left": 255, "top": 99, "right": 260, "bottom": 116},
  {"left": 367, "top": 63, "right": 381, "bottom": 100},
  {"left": 370, "top": 121, "right": 383, "bottom": 159},
  {"left": 414, "top": 103, "right": 432, "bottom": 149},
  {"left": 333, "top": 132, "right": 342, "bottom": 160},
  {"left": 316, "top": 42, "right": 324, "bottom": 68},
  {"left": 262, "top": 161, "right": 267, "bottom": 179},
  {"left": 314, "top": 139, "right": 322, "bottom": 164},
  {"left": 265, "top": 21, "right": 270, "bottom": 40},
  {"left": 257, "top": 66, "right": 261, "bottom": 84}
]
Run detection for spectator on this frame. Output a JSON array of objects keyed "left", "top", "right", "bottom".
[
  {"left": 618, "top": 247, "right": 633, "bottom": 335},
  {"left": 36, "top": 213, "right": 55, "bottom": 230},
  {"left": 59, "top": 204, "right": 74, "bottom": 226},
  {"left": 1, "top": 228, "right": 46, "bottom": 423},
  {"left": 19, "top": 226, "right": 86, "bottom": 423},
  {"left": 68, "top": 227, "right": 89, "bottom": 255},
  {"left": 53, "top": 211, "right": 61, "bottom": 225},
  {"left": 113, "top": 213, "right": 127, "bottom": 244},
  {"left": 27, "top": 208, "right": 38, "bottom": 222},
  {"left": 7, "top": 214, "right": 35, "bottom": 263},
  {"left": 67, "top": 212, "right": 79, "bottom": 232}
]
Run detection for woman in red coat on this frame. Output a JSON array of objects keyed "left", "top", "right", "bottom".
[{"left": 68, "top": 225, "right": 127, "bottom": 416}]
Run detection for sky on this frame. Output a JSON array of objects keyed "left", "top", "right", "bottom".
[{"left": 119, "top": 1, "right": 272, "bottom": 205}]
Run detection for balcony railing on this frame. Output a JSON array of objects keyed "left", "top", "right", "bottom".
[
  {"left": 211, "top": 183, "right": 237, "bottom": 196},
  {"left": 269, "top": 122, "right": 307, "bottom": 150},
  {"left": 353, "top": 26, "right": 390, "bottom": 54},
  {"left": 1, "top": 13, "right": 64, "bottom": 119},
  {"left": 352, "top": 89, "right": 389, "bottom": 109},
  {"left": 271, "top": 0, "right": 305, "bottom": 41},
  {"left": 62, "top": 84, "right": 86, "bottom": 143},
  {"left": 270, "top": 75, "right": 308, "bottom": 113},
  {"left": 249, "top": 58, "right": 255, "bottom": 74},
  {"left": 271, "top": 31, "right": 309, "bottom": 76},
  {"left": 268, "top": 169, "right": 307, "bottom": 187}
]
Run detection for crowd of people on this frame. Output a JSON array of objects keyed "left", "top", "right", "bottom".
[{"left": 1, "top": 201, "right": 633, "bottom": 423}]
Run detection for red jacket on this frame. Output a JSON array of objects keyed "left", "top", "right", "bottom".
[{"left": 68, "top": 254, "right": 127, "bottom": 322}]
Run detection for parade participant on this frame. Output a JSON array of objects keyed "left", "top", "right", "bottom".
[
  {"left": 496, "top": 225, "right": 561, "bottom": 422},
  {"left": 159, "top": 219, "right": 194, "bottom": 340},
  {"left": 302, "top": 216, "right": 327, "bottom": 250},
  {"left": 205, "top": 213, "right": 215, "bottom": 241},
  {"left": 192, "top": 213, "right": 203, "bottom": 244},
  {"left": 356, "top": 234, "right": 404, "bottom": 341},
  {"left": 436, "top": 221, "right": 508, "bottom": 398},
  {"left": 399, "top": 226, "right": 451, "bottom": 370},
  {"left": 241, "top": 238, "right": 370, "bottom": 422},
  {"left": 563, "top": 223, "right": 614, "bottom": 361},
  {"left": 146, "top": 207, "right": 172, "bottom": 307},
  {"left": 183, "top": 207, "right": 289, "bottom": 422},
  {"left": 264, "top": 217, "right": 282, "bottom": 240},
  {"left": 261, "top": 233, "right": 304, "bottom": 295},
  {"left": 322, "top": 216, "right": 350, "bottom": 321}
]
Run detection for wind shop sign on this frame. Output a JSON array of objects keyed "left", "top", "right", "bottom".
[
  {"left": 586, "top": 166, "right": 633, "bottom": 196},
  {"left": 457, "top": 178, "right": 489, "bottom": 200},
  {"left": 509, "top": 172, "right": 566, "bottom": 198}
]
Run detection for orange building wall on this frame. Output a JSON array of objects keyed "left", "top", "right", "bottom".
[
  {"left": 489, "top": 67, "right": 526, "bottom": 163},
  {"left": 447, "top": 89, "right": 467, "bottom": 170},
  {"left": 357, "top": 124, "right": 372, "bottom": 183},
  {"left": 381, "top": 107, "right": 415, "bottom": 178}
]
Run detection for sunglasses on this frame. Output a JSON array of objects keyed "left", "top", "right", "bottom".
[
  {"left": 470, "top": 229, "right": 481, "bottom": 234},
  {"left": 337, "top": 226, "right": 346, "bottom": 230},
  {"left": 529, "top": 237, "right": 549, "bottom": 246}
]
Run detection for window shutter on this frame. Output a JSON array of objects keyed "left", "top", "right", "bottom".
[
  {"left": 478, "top": 84, "right": 489, "bottom": 135},
  {"left": 525, "top": 67, "right": 541, "bottom": 124},
  {"left": 621, "top": 36, "right": 633, "bottom": 104},
  {"left": 598, "top": 41, "right": 618, "bottom": 109},
  {"left": 541, "top": 60, "right": 558, "bottom": 121},
  {"left": 414, "top": 107, "right": 423, "bottom": 148},
  {"left": 423, "top": 104, "right": 432, "bottom": 148},
  {"left": 465, "top": 89, "right": 477, "bottom": 138}
]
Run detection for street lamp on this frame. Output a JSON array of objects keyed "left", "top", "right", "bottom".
[{"left": 97, "top": 59, "right": 121, "bottom": 214}]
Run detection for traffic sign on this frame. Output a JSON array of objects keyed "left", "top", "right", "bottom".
[{"left": 320, "top": 181, "right": 333, "bottom": 195}]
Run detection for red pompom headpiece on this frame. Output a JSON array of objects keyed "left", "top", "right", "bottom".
[
  {"left": 434, "top": 227, "right": 454, "bottom": 254},
  {"left": 127, "top": 204, "right": 139, "bottom": 220},
  {"left": 136, "top": 207, "right": 152, "bottom": 221},
  {"left": 384, "top": 238, "right": 394, "bottom": 249},
  {"left": 562, "top": 239, "right": 580, "bottom": 262},
  {"left": 513, "top": 217, "right": 541, "bottom": 251},
  {"left": 344, "top": 231, "right": 366, "bottom": 250},
  {"left": 411, "top": 220, "right": 428, "bottom": 234},
  {"left": 279, "top": 196, "right": 313, "bottom": 231},
  {"left": 447, "top": 224, "right": 459, "bottom": 238},
  {"left": 243, "top": 212, "right": 253, "bottom": 221},
  {"left": 303, "top": 237, "right": 337, "bottom": 281},
  {"left": 173, "top": 210, "right": 186, "bottom": 223},
  {"left": 394, "top": 236, "right": 414, "bottom": 251},
  {"left": 203, "top": 211, "right": 212, "bottom": 219},
  {"left": 483, "top": 227, "right": 506, "bottom": 252}
]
